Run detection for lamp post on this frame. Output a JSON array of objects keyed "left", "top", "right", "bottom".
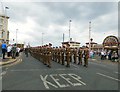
[
  {"left": 69, "top": 20, "right": 72, "bottom": 46},
  {"left": 89, "top": 21, "right": 91, "bottom": 51},
  {"left": 42, "top": 32, "right": 44, "bottom": 46},
  {"left": 16, "top": 29, "right": 18, "bottom": 46}
]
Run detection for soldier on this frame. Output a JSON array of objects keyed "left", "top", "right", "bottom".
[
  {"left": 43, "top": 46, "right": 47, "bottom": 65},
  {"left": 46, "top": 43, "right": 52, "bottom": 68},
  {"left": 73, "top": 48, "right": 77, "bottom": 64},
  {"left": 66, "top": 47, "right": 71, "bottom": 67},
  {"left": 83, "top": 48, "right": 89, "bottom": 67},
  {"left": 78, "top": 48, "right": 82, "bottom": 65},
  {"left": 58, "top": 46, "right": 62, "bottom": 64},
  {"left": 46, "top": 47, "right": 51, "bottom": 68},
  {"left": 70, "top": 48, "right": 73, "bottom": 62},
  {"left": 61, "top": 46, "right": 65, "bottom": 65}
]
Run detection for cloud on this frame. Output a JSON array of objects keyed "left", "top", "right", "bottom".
[{"left": 3, "top": 2, "right": 117, "bottom": 46}]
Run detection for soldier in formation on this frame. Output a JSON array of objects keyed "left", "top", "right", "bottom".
[{"left": 29, "top": 44, "right": 89, "bottom": 68}]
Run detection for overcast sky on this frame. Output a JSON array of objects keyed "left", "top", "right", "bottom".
[{"left": 0, "top": 1, "right": 118, "bottom": 47}]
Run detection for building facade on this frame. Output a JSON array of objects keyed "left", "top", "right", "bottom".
[
  {"left": 0, "top": 15, "right": 9, "bottom": 44},
  {"left": 62, "top": 41, "right": 80, "bottom": 48}
]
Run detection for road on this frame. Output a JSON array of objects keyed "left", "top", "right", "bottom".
[{"left": 1, "top": 53, "right": 119, "bottom": 90}]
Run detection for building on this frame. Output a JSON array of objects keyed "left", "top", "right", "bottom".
[
  {"left": 0, "top": 15, "right": 9, "bottom": 44},
  {"left": 86, "top": 38, "right": 97, "bottom": 50},
  {"left": 103, "top": 35, "right": 120, "bottom": 51},
  {"left": 62, "top": 41, "right": 80, "bottom": 48}
]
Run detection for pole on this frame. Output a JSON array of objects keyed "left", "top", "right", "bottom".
[
  {"left": 16, "top": 29, "right": 18, "bottom": 45},
  {"left": 63, "top": 33, "right": 64, "bottom": 42},
  {"left": 69, "top": 20, "right": 72, "bottom": 42},
  {"left": 89, "top": 21, "right": 91, "bottom": 51},
  {"left": 69, "top": 20, "right": 72, "bottom": 47},
  {"left": 42, "top": 32, "right": 44, "bottom": 46}
]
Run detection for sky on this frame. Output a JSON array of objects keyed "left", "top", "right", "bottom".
[{"left": 0, "top": 0, "right": 118, "bottom": 47}]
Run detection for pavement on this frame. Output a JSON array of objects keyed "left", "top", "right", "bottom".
[{"left": 0, "top": 56, "right": 17, "bottom": 66}]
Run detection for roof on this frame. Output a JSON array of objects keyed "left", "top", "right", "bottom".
[
  {"left": 0, "top": 15, "right": 9, "bottom": 19},
  {"left": 86, "top": 42, "right": 97, "bottom": 44},
  {"left": 62, "top": 41, "right": 80, "bottom": 44}
]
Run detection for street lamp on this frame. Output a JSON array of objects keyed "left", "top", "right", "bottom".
[
  {"left": 69, "top": 20, "right": 72, "bottom": 46},
  {"left": 89, "top": 21, "right": 91, "bottom": 51},
  {"left": 42, "top": 32, "right": 44, "bottom": 46},
  {"left": 16, "top": 29, "right": 18, "bottom": 45}
]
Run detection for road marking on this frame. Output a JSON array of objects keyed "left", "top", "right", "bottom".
[
  {"left": 115, "top": 72, "right": 120, "bottom": 75},
  {"left": 90, "top": 62, "right": 106, "bottom": 67},
  {"left": 50, "top": 74, "right": 69, "bottom": 88},
  {"left": 71, "top": 64, "right": 79, "bottom": 68},
  {"left": 2, "top": 58, "right": 22, "bottom": 68},
  {"left": 97, "top": 73, "right": 120, "bottom": 82},
  {"left": 40, "top": 73, "right": 86, "bottom": 89},
  {"left": 0, "top": 76, "right": 2, "bottom": 80},
  {"left": 0, "top": 71, "right": 6, "bottom": 76},
  {"left": 10, "top": 68, "right": 80, "bottom": 72},
  {"left": 40, "top": 75, "right": 58, "bottom": 89}
]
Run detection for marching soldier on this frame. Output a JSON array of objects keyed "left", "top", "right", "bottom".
[
  {"left": 78, "top": 48, "right": 82, "bottom": 65},
  {"left": 73, "top": 48, "right": 77, "bottom": 64},
  {"left": 46, "top": 47, "right": 52, "bottom": 68},
  {"left": 61, "top": 46, "right": 65, "bottom": 65},
  {"left": 58, "top": 47, "right": 61, "bottom": 64},
  {"left": 84, "top": 48, "right": 89, "bottom": 67},
  {"left": 66, "top": 47, "right": 71, "bottom": 67},
  {"left": 46, "top": 43, "right": 52, "bottom": 68}
]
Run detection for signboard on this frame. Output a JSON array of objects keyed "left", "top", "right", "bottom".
[{"left": 103, "top": 36, "right": 119, "bottom": 48}]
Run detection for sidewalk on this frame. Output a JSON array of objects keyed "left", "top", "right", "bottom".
[
  {"left": 89, "top": 55, "right": 119, "bottom": 64},
  {"left": 0, "top": 57, "right": 17, "bottom": 66}
]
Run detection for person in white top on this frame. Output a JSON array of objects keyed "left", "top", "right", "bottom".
[
  {"left": 7, "top": 44, "right": 12, "bottom": 57},
  {"left": 101, "top": 51, "right": 105, "bottom": 60}
]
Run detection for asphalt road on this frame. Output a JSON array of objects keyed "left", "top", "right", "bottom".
[{"left": 1, "top": 53, "right": 119, "bottom": 90}]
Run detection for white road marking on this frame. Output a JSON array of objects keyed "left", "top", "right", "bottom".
[
  {"left": 0, "top": 71, "right": 6, "bottom": 76},
  {"left": 40, "top": 75, "right": 58, "bottom": 89},
  {"left": 97, "top": 73, "right": 120, "bottom": 82},
  {"left": 50, "top": 74, "right": 69, "bottom": 88},
  {"left": 90, "top": 62, "right": 106, "bottom": 67},
  {"left": 0, "top": 76, "right": 2, "bottom": 80},
  {"left": 40, "top": 73, "right": 86, "bottom": 89},
  {"left": 71, "top": 64, "right": 79, "bottom": 68},
  {"left": 115, "top": 72, "right": 120, "bottom": 75},
  {"left": 68, "top": 74, "right": 86, "bottom": 85},
  {"left": 10, "top": 68, "right": 80, "bottom": 72}
]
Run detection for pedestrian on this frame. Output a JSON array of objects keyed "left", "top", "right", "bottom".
[
  {"left": 11, "top": 43, "right": 17, "bottom": 59},
  {"left": 7, "top": 44, "right": 12, "bottom": 57},
  {"left": 101, "top": 50, "right": 104, "bottom": 60},
  {"left": 24, "top": 46, "right": 29, "bottom": 57},
  {"left": 1, "top": 41, "right": 7, "bottom": 59},
  {"left": 16, "top": 47, "right": 20, "bottom": 57}
]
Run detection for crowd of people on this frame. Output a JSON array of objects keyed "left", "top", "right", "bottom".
[
  {"left": 88, "top": 50, "right": 119, "bottom": 62},
  {"left": 100, "top": 50, "right": 119, "bottom": 62},
  {"left": 0, "top": 41, "right": 21, "bottom": 59}
]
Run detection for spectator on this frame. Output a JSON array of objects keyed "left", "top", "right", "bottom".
[
  {"left": 1, "top": 41, "right": 7, "bottom": 59},
  {"left": 16, "top": 47, "right": 20, "bottom": 57},
  {"left": 7, "top": 44, "right": 12, "bottom": 57},
  {"left": 101, "top": 51, "right": 104, "bottom": 60},
  {"left": 12, "top": 43, "right": 17, "bottom": 59}
]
